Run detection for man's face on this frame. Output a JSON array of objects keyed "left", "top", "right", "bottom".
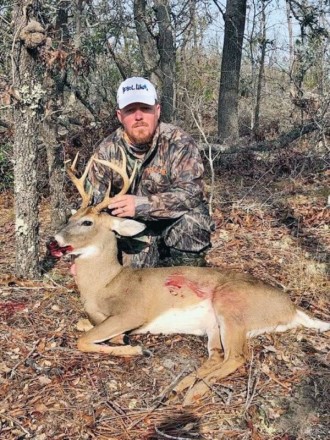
[{"left": 117, "top": 102, "right": 161, "bottom": 145}]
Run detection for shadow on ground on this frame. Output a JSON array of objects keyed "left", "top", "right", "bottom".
[{"left": 146, "top": 411, "right": 201, "bottom": 439}]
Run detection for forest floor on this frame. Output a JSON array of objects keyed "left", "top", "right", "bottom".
[{"left": 0, "top": 138, "right": 329, "bottom": 439}]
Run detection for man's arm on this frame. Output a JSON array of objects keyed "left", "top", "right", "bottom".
[
  {"left": 134, "top": 138, "right": 206, "bottom": 220},
  {"left": 88, "top": 131, "right": 206, "bottom": 220}
]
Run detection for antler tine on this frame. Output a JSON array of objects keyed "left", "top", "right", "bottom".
[
  {"left": 66, "top": 153, "right": 94, "bottom": 209},
  {"left": 71, "top": 152, "right": 79, "bottom": 173},
  {"left": 93, "top": 146, "right": 137, "bottom": 213},
  {"left": 118, "top": 145, "right": 138, "bottom": 187}
]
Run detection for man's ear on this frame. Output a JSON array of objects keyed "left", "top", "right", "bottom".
[
  {"left": 156, "top": 103, "right": 161, "bottom": 120},
  {"left": 117, "top": 109, "right": 123, "bottom": 124},
  {"left": 111, "top": 218, "right": 146, "bottom": 237}
]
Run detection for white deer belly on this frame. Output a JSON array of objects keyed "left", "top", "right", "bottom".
[{"left": 136, "top": 300, "right": 214, "bottom": 336}]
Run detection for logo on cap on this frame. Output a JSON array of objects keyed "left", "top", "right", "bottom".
[
  {"left": 117, "top": 77, "right": 157, "bottom": 109},
  {"left": 122, "top": 83, "right": 149, "bottom": 94}
]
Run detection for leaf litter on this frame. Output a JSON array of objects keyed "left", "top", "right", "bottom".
[{"left": 0, "top": 142, "right": 329, "bottom": 439}]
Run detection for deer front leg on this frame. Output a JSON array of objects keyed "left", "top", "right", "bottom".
[
  {"left": 77, "top": 314, "right": 144, "bottom": 356},
  {"left": 76, "top": 318, "right": 94, "bottom": 332},
  {"left": 76, "top": 318, "right": 128, "bottom": 345}
]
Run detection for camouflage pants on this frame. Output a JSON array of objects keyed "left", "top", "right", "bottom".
[
  {"left": 120, "top": 236, "right": 207, "bottom": 268},
  {"left": 159, "top": 248, "right": 207, "bottom": 268}
]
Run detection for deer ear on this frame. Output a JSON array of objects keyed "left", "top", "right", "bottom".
[{"left": 111, "top": 218, "right": 146, "bottom": 237}]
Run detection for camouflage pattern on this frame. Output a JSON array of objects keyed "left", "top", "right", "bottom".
[{"left": 88, "top": 122, "right": 214, "bottom": 267}]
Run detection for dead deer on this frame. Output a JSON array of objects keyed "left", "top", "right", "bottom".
[{"left": 54, "top": 148, "right": 330, "bottom": 405}]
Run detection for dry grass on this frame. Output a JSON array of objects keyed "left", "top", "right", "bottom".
[{"left": 0, "top": 140, "right": 329, "bottom": 439}]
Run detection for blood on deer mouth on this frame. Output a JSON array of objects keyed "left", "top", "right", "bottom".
[{"left": 47, "top": 240, "right": 74, "bottom": 258}]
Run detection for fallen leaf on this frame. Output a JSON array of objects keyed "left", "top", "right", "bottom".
[
  {"left": 38, "top": 375, "right": 52, "bottom": 385},
  {"left": 35, "top": 403, "right": 48, "bottom": 413},
  {"left": 0, "top": 362, "right": 11, "bottom": 373}
]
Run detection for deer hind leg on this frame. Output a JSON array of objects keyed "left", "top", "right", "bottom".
[
  {"left": 77, "top": 314, "right": 144, "bottom": 356},
  {"left": 173, "top": 324, "right": 224, "bottom": 394},
  {"left": 182, "top": 323, "right": 248, "bottom": 405}
]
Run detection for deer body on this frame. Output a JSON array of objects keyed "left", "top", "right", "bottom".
[
  {"left": 55, "top": 210, "right": 329, "bottom": 404},
  {"left": 55, "top": 151, "right": 329, "bottom": 405}
]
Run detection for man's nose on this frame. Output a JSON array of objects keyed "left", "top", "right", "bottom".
[{"left": 134, "top": 109, "right": 143, "bottom": 119}]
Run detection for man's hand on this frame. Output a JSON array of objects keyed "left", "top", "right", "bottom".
[{"left": 108, "top": 195, "right": 136, "bottom": 217}]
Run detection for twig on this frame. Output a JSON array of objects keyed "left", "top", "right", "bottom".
[
  {"left": 182, "top": 96, "right": 221, "bottom": 215},
  {"left": 43, "top": 273, "right": 70, "bottom": 289},
  {"left": 153, "top": 365, "right": 191, "bottom": 404},
  {"left": 104, "top": 401, "right": 131, "bottom": 439},
  {"left": 238, "top": 166, "right": 274, "bottom": 204},
  {"left": 154, "top": 426, "right": 194, "bottom": 440},
  {"left": 9, "top": 339, "right": 40, "bottom": 379},
  {"left": 0, "top": 413, "right": 31, "bottom": 436},
  {"left": 127, "top": 366, "right": 190, "bottom": 430},
  {"left": 263, "top": 371, "right": 291, "bottom": 390},
  {"left": 244, "top": 349, "right": 260, "bottom": 411},
  {"left": 0, "top": 14, "right": 11, "bottom": 26}
]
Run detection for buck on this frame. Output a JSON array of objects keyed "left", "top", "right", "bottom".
[{"left": 54, "top": 148, "right": 330, "bottom": 405}]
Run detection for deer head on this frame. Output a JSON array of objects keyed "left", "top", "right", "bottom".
[{"left": 52, "top": 147, "right": 145, "bottom": 259}]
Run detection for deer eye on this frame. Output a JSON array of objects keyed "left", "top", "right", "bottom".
[{"left": 81, "top": 220, "right": 93, "bottom": 227}]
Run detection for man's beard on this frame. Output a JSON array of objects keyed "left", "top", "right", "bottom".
[{"left": 130, "top": 126, "right": 152, "bottom": 145}]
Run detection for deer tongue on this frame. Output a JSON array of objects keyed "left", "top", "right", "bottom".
[{"left": 47, "top": 240, "right": 74, "bottom": 258}]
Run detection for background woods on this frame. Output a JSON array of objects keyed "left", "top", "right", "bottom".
[
  {"left": 0, "top": 1, "right": 329, "bottom": 438},
  {"left": 1, "top": 0, "right": 329, "bottom": 277}
]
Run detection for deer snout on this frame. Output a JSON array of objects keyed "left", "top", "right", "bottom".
[{"left": 54, "top": 232, "right": 68, "bottom": 248}]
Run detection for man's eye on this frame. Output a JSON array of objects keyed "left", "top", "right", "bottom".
[{"left": 81, "top": 220, "right": 93, "bottom": 226}]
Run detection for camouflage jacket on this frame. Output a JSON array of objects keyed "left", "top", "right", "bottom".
[{"left": 88, "top": 122, "right": 213, "bottom": 252}]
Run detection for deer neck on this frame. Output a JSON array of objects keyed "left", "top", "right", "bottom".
[{"left": 74, "top": 238, "right": 123, "bottom": 295}]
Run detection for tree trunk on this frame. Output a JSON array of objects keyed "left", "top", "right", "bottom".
[
  {"left": 134, "top": 0, "right": 175, "bottom": 121},
  {"left": 252, "top": 2, "right": 267, "bottom": 139},
  {"left": 43, "top": 1, "right": 71, "bottom": 231},
  {"left": 12, "top": 2, "right": 45, "bottom": 278},
  {"left": 218, "top": 0, "right": 247, "bottom": 142},
  {"left": 154, "top": 0, "right": 175, "bottom": 122},
  {"left": 42, "top": 115, "right": 68, "bottom": 232},
  {"left": 133, "top": 0, "right": 160, "bottom": 84}
]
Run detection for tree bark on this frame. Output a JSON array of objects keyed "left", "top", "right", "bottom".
[
  {"left": 252, "top": 1, "right": 267, "bottom": 139},
  {"left": 154, "top": 0, "right": 175, "bottom": 122},
  {"left": 12, "top": 2, "right": 44, "bottom": 278},
  {"left": 218, "top": 0, "right": 247, "bottom": 142},
  {"left": 134, "top": 0, "right": 175, "bottom": 121},
  {"left": 43, "top": 2, "right": 71, "bottom": 231},
  {"left": 42, "top": 114, "right": 68, "bottom": 232},
  {"left": 133, "top": 0, "right": 159, "bottom": 83}
]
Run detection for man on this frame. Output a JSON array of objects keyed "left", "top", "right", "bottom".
[{"left": 88, "top": 77, "right": 213, "bottom": 268}]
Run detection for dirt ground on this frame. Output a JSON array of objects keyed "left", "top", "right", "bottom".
[{"left": 0, "top": 141, "right": 329, "bottom": 439}]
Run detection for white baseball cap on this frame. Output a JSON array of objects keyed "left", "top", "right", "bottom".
[{"left": 117, "top": 77, "right": 158, "bottom": 109}]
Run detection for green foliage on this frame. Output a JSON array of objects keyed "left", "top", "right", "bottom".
[{"left": 0, "top": 143, "right": 13, "bottom": 191}]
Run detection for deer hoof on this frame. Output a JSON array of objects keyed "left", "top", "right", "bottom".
[
  {"left": 142, "top": 349, "right": 153, "bottom": 357},
  {"left": 182, "top": 380, "right": 210, "bottom": 406}
]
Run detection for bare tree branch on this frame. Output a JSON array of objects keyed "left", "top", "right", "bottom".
[
  {"left": 212, "top": 0, "right": 226, "bottom": 19},
  {"left": 201, "top": 120, "right": 326, "bottom": 155}
]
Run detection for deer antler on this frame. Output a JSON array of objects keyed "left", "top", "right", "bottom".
[
  {"left": 92, "top": 145, "right": 137, "bottom": 213},
  {"left": 66, "top": 154, "right": 95, "bottom": 209}
]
